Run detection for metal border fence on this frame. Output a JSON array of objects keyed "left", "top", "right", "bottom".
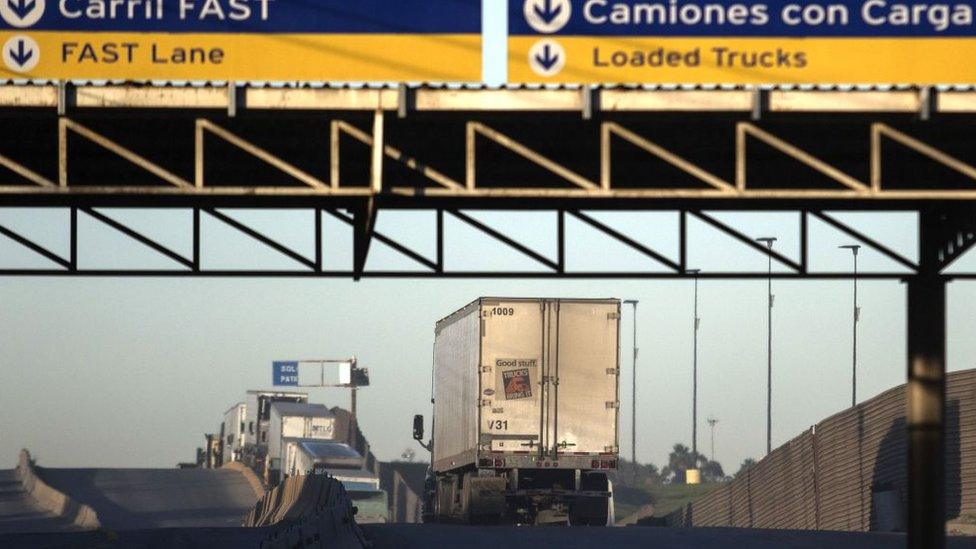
[{"left": 668, "top": 369, "right": 976, "bottom": 531}]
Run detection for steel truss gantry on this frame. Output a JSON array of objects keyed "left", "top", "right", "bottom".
[
  {"left": 0, "top": 206, "right": 972, "bottom": 281},
  {"left": 1, "top": 84, "right": 975, "bottom": 548}
]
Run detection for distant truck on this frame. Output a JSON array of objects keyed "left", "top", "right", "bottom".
[
  {"left": 268, "top": 402, "right": 336, "bottom": 485},
  {"left": 244, "top": 390, "right": 309, "bottom": 447},
  {"left": 220, "top": 402, "right": 246, "bottom": 463},
  {"left": 239, "top": 390, "right": 308, "bottom": 478},
  {"left": 287, "top": 439, "right": 389, "bottom": 524},
  {"left": 414, "top": 298, "right": 620, "bottom": 525}
]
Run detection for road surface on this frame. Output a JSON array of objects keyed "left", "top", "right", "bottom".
[
  {"left": 0, "top": 527, "right": 270, "bottom": 548},
  {"left": 362, "top": 523, "right": 976, "bottom": 549},
  {"left": 2, "top": 519, "right": 976, "bottom": 548}
]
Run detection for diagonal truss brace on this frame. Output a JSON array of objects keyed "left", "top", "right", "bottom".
[
  {"left": 601, "top": 122, "right": 736, "bottom": 193},
  {"left": 60, "top": 118, "right": 192, "bottom": 189},
  {"left": 331, "top": 118, "right": 462, "bottom": 190},
  {"left": 934, "top": 212, "right": 976, "bottom": 271},
  {"left": 737, "top": 122, "right": 869, "bottom": 194},
  {"left": 871, "top": 124, "right": 976, "bottom": 192},
  {"left": 941, "top": 231, "right": 976, "bottom": 271},
  {"left": 0, "top": 153, "right": 55, "bottom": 187},
  {"left": 82, "top": 208, "right": 194, "bottom": 269},
  {"left": 568, "top": 210, "right": 681, "bottom": 272},
  {"left": 691, "top": 210, "right": 803, "bottom": 272},
  {"left": 449, "top": 210, "right": 559, "bottom": 271},
  {"left": 204, "top": 208, "right": 316, "bottom": 270},
  {"left": 810, "top": 211, "right": 918, "bottom": 272},
  {"left": 466, "top": 122, "right": 598, "bottom": 191},
  {"left": 326, "top": 209, "right": 437, "bottom": 271},
  {"left": 195, "top": 119, "right": 327, "bottom": 189},
  {"left": 0, "top": 222, "right": 70, "bottom": 268}
]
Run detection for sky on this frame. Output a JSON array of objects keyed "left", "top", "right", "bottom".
[{"left": 2, "top": 1, "right": 976, "bottom": 475}]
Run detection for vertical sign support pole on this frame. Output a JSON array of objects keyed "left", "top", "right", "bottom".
[
  {"left": 436, "top": 209, "right": 444, "bottom": 274},
  {"left": 679, "top": 210, "right": 687, "bottom": 272},
  {"left": 351, "top": 387, "right": 358, "bottom": 421},
  {"left": 623, "top": 300, "right": 639, "bottom": 480},
  {"left": 58, "top": 118, "right": 68, "bottom": 187},
  {"left": 227, "top": 81, "right": 237, "bottom": 118},
  {"left": 557, "top": 210, "right": 565, "bottom": 274},
  {"left": 852, "top": 249, "right": 859, "bottom": 408},
  {"left": 314, "top": 208, "right": 322, "bottom": 273},
  {"left": 841, "top": 244, "right": 862, "bottom": 408},
  {"left": 371, "top": 110, "right": 384, "bottom": 194},
  {"left": 69, "top": 207, "right": 77, "bottom": 272},
  {"left": 757, "top": 237, "right": 777, "bottom": 456},
  {"left": 692, "top": 271, "right": 700, "bottom": 458},
  {"left": 632, "top": 302, "right": 637, "bottom": 477},
  {"left": 194, "top": 120, "right": 205, "bottom": 189},
  {"left": 766, "top": 250, "right": 773, "bottom": 456},
  {"left": 907, "top": 209, "right": 946, "bottom": 549},
  {"left": 192, "top": 208, "right": 200, "bottom": 273},
  {"left": 350, "top": 358, "right": 359, "bottom": 434}
]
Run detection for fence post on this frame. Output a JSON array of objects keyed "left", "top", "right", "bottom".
[{"left": 812, "top": 424, "right": 821, "bottom": 530}]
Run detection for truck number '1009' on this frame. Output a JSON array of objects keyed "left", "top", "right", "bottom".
[
  {"left": 488, "top": 420, "right": 508, "bottom": 430},
  {"left": 485, "top": 307, "right": 515, "bottom": 317}
]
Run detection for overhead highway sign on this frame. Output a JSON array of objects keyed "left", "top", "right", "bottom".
[
  {"left": 0, "top": 0, "right": 482, "bottom": 80},
  {"left": 273, "top": 361, "right": 299, "bottom": 387},
  {"left": 509, "top": 0, "right": 976, "bottom": 84}
]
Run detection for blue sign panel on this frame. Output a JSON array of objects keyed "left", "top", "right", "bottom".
[{"left": 273, "top": 361, "right": 299, "bottom": 387}]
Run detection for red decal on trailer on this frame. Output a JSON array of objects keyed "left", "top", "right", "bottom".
[{"left": 502, "top": 368, "right": 532, "bottom": 400}]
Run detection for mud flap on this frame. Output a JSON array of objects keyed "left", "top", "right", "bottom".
[
  {"left": 436, "top": 475, "right": 458, "bottom": 521},
  {"left": 570, "top": 472, "right": 610, "bottom": 526},
  {"left": 466, "top": 476, "right": 507, "bottom": 522}
]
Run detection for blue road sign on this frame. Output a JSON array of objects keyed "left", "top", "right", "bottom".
[{"left": 273, "top": 361, "right": 299, "bottom": 387}]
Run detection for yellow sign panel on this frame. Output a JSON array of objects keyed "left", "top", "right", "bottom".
[
  {"left": 0, "top": 0, "right": 482, "bottom": 81},
  {"left": 1, "top": 32, "right": 481, "bottom": 81},
  {"left": 509, "top": 36, "right": 976, "bottom": 84},
  {"left": 510, "top": 0, "right": 976, "bottom": 84}
]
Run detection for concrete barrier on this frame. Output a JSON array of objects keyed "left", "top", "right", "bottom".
[
  {"left": 14, "top": 449, "right": 100, "bottom": 530},
  {"left": 223, "top": 461, "right": 267, "bottom": 501},
  {"left": 244, "top": 474, "right": 365, "bottom": 548}
]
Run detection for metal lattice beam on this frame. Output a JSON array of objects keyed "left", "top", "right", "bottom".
[
  {"left": 5, "top": 116, "right": 976, "bottom": 200},
  {"left": 0, "top": 206, "right": 972, "bottom": 278}
]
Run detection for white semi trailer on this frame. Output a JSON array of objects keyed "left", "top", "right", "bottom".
[
  {"left": 221, "top": 402, "right": 246, "bottom": 463},
  {"left": 414, "top": 298, "right": 620, "bottom": 525},
  {"left": 268, "top": 402, "right": 336, "bottom": 483}
]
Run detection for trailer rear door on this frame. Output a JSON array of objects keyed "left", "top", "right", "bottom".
[
  {"left": 480, "top": 299, "right": 544, "bottom": 455},
  {"left": 554, "top": 300, "right": 620, "bottom": 456}
]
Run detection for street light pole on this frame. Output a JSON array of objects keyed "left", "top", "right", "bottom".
[
  {"left": 688, "top": 269, "right": 701, "bottom": 458},
  {"left": 623, "top": 299, "right": 639, "bottom": 477},
  {"left": 757, "top": 237, "right": 777, "bottom": 455},
  {"left": 840, "top": 245, "right": 862, "bottom": 408},
  {"left": 707, "top": 416, "right": 719, "bottom": 462}
]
